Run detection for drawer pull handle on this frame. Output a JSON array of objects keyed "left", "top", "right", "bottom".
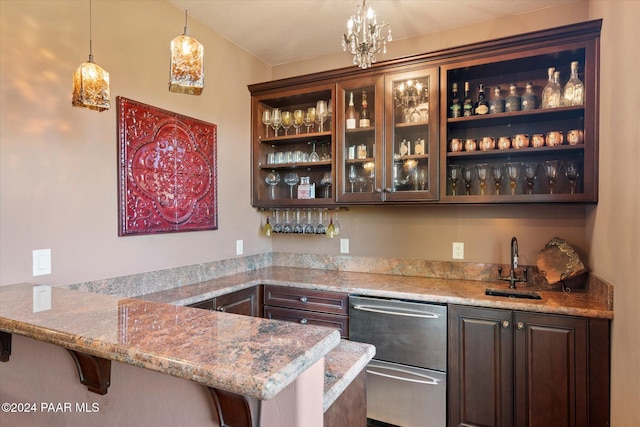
[
  {"left": 517, "top": 321, "right": 524, "bottom": 330},
  {"left": 366, "top": 366, "right": 439, "bottom": 385},
  {"left": 502, "top": 320, "right": 510, "bottom": 328},
  {"left": 352, "top": 305, "right": 439, "bottom": 319},
  {"left": 216, "top": 306, "right": 226, "bottom": 312},
  {"left": 299, "top": 297, "right": 308, "bottom": 303},
  {"left": 299, "top": 318, "right": 308, "bottom": 324}
]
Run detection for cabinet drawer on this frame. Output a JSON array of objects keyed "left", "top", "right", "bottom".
[
  {"left": 264, "top": 306, "right": 349, "bottom": 338},
  {"left": 186, "top": 298, "right": 215, "bottom": 310},
  {"left": 263, "top": 285, "right": 348, "bottom": 315}
]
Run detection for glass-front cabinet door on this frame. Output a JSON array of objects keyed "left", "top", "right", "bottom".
[
  {"left": 384, "top": 67, "right": 439, "bottom": 202},
  {"left": 336, "top": 76, "right": 384, "bottom": 203}
]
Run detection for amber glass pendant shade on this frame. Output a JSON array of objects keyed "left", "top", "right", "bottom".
[
  {"left": 72, "top": 59, "right": 110, "bottom": 112},
  {"left": 169, "top": 34, "right": 204, "bottom": 95}
]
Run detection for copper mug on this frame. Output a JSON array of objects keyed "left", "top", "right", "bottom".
[
  {"left": 532, "top": 134, "right": 545, "bottom": 148},
  {"left": 480, "top": 136, "right": 495, "bottom": 151},
  {"left": 498, "top": 136, "right": 511, "bottom": 150},
  {"left": 546, "top": 131, "right": 563, "bottom": 147},
  {"left": 450, "top": 138, "right": 463, "bottom": 152},
  {"left": 567, "top": 129, "right": 584, "bottom": 145},
  {"left": 465, "top": 138, "right": 477, "bottom": 152},
  {"left": 513, "top": 134, "right": 529, "bottom": 149}
]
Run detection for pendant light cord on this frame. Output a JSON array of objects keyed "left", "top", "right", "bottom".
[{"left": 88, "top": 0, "right": 93, "bottom": 62}]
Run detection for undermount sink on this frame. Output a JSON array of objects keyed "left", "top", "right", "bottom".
[{"left": 485, "top": 287, "right": 542, "bottom": 300}]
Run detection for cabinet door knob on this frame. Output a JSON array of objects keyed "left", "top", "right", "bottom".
[
  {"left": 299, "top": 296, "right": 308, "bottom": 303},
  {"left": 517, "top": 321, "right": 524, "bottom": 330},
  {"left": 375, "top": 188, "right": 383, "bottom": 194},
  {"left": 299, "top": 318, "right": 308, "bottom": 324},
  {"left": 216, "top": 306, "right": 226, "bottom": 312},
  {"left": 385, "top": 188, "right": 393, "bottom": 193},
  {"left": 502, "top": 320, "right": 510, "bottom": 328}
]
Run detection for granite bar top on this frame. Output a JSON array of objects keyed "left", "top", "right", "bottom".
[
  {"left": 323, "top": 340, "right": 375, "bottom": 411},
  {"left": 141, "top": 266, "right": 614, "bottom": 319},
  {"left": 0, "top": 283, "right": 343, "bottom": 400}
]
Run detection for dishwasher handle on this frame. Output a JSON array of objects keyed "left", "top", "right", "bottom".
[
  {"left": 352, "top": 304, "right": 440, "bottom": 319},
  {"left": 366, "top": 364, "right": 440, "bottom": 385}
]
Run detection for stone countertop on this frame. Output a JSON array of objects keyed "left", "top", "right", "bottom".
[
  {"left": 0, "top": 283, "right": 343, "bottom": 400},
  {"left": 323, "top": 340, "right": 375, "bottom": 412},
  {"left": 141, "top": 266, "right": 614, "bottom": 319}
]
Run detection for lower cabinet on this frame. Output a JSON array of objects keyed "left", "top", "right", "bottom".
[
  {"left": 263, "top": 285, "right": 349, "bottom": 338},
  {"left": 448, "top": 305, "right": 610, "bottom": 427},
  {"left": 186, "top": 286, "right": 262, "bottom": 317}
]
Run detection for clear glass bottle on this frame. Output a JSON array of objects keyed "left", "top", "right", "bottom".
[
  {"left": 505, "top": 83, "right": 521, "bottom": 112},
  {"left": 489, "top": 86, "right": 505, "bottom": 114},
  {"left": 563, "top": 61, "right": 584, "bottom": 106},
  {"left": 450, "top": 82, "right": 461, "bottom": 118},
  {"left": 462, "top": 81, "right": 473, "bottom": 117},
  {"left": 521, "top": 82, "right": 538, "bottom": 110},
  {"left": 359, "top": 91, "right": 370, "bottom": 127},
  {"left": 474, "top": 83, "right": 489, "bottom": 115},
  {"left": 542, "top": 67, "right": 561, "bottom": 109},
  {"left": 346, "top": 91, "right": 357, "bottom": 129}
]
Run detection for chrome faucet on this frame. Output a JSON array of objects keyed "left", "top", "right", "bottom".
[{"left": 498, "top": 236, "right": 528, "bottom": 288}]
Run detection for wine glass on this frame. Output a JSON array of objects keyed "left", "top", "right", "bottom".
[
  {"left": 565, "top": 160, "right": 580, "bottom": 194},
  {"left": 362, "top": 161, "right": 375, "bottom": 192},
  {"left": 262, "top": 109, "right": 271, "bottom": 137},
  {"left": 281, "top": 111, "right": 292, "bottom": 136},
  {"left": 320, "top": 172, "right": 332, "bottom": 198},
  {"left": 293, "top": 209, "right": 304, "bottom": 234},
  {"left": 284, "top": 172, "right": 298, "bottom": 198},
  {"left": 476, "top": 163, "right": 490, "bottom": 195},
  {"left": 448, "top": 164, "right": 461, "bottom": 196},
  {"left": 283, "top": 209, "right": 293, "bottom": 233},
  {"left": 272, "top": 209, "right": 283, "bottom": 233},
  {"left": 505, "top": 162, "right": 522, "bottom": 195},
  {"left": 492, "top": 165, "right": 504, "bottom": 195},
  {"left": 321, "top": 142, "right": 331, "bottom": 161},
  {"left": 270, "top": 108, "right": 282, "bottom": 136},
  {"left": 418, "top": 168, "right": 427, "bottom": 191},
  {"left": 316, "top": 101, "right": 328, "bottom": 132},
  {"left": 309, "top": 141, "right": 320, "bottom": 162},
  {"left": 304, "top": 209, "right": 315, "bottom": 234},
  {"left": 307, "top": 107, "right": 317, "bottom": 132},
  {"left": 315, "top": 209, "right": 326, "bottom": 234},
  {"left": 303, "top": 112, "right": 313, "bottom": 133},
  {"left": 263, "top": 212, "right": 272, "bottom": 236},
  {"left": 349, "top": 164, "right": 357, "bottom": 193},
  {"left": 544, "top": 160, "right": 560, "bottom": 194},
  {"left": 524, "top": 162, "right": 538, "bottom": 194},
  {"left": 462, "top": 166, "right": 474, "bottom": 195},
  {"left": 332, "top": 210, "right": 341, "bottom": 236},
  {"left": 292, "top": 109, "right": 304, "bottom": 135},
  {"left": 264, "top": 170, "right": 280, "bottom": 199}
]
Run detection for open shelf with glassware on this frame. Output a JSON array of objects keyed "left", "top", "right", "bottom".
[{"left": 440, "top": 39, "right": 598, "bottom": 203}]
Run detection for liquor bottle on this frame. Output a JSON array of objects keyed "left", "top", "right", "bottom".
[
  {"left": 542, "top": 67, "right": 561, "bottom": 109},
  {"left": 521, "top": 82, "right": 538, "bottom": 110},
  {"left": 505, "top": 83, "right": 521, "bottom": 112},
  {"left": 489, "top": 86, "right": 505, "bottom": 114},
  {"left": 474, "top": 83, "right": 489, "bottom": 115},
  {"left": 462, "top": 82, "right": 473, "bottom": 117},
  {"left": 359, "top": 91, "right": 370, "bottom": 127},
  {"left": 450, "top": 83, "right": 461, "bottom": 118},
  {"left": 563, "top": 61, "right": 584, "bottom": 106},
  {"left": 346, "top": 92, "right": 357, "bottom": 129}
]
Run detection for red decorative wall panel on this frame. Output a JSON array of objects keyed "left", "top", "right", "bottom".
[{"left": 117, "top": 97, "right": 217, "bottom": 235}]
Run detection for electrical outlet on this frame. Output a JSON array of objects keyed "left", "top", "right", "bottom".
[
  {"left": 32, "top": 249, "right": 51, "bottom": 276},
  {"left": 340, "top": 238, "right": 350, "bottom": 254},
  {"left": 236, "top": 240, "right": 243, "bottom": 255},
  {"left": 452, "top": 242, "right": 464, "bottom": 260}
]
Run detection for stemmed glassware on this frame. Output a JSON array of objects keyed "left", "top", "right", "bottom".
[
  {"left": 304, "top": 209, "right": 315, "bottom": 234},
  {"left": 476, "top": 163, "right": 490, "bottom": 196},
  {"left": 492, "top": 165, "right": 504, "bottom": 195},
  {"left": 462, "top": 166, "right": 474, "bottom": 195},
  {"left": 292, "top": 109, "right": 304, "bottom": 135},
  {"left": 544, "top": 160, "right": 560, "bottom": 194},
  {"left": 293, "top": 209, "right": 304, "bottom": 234},
  {"left": 283, "top": 209, "right": 293, "bottom": 233},
  {"left": 349, "top": 164, "right": 357, "bottom": 193},
  {"left": 448, "top": 164, "right": 461, "bottom": 196},
  {"left": 320, "top": 172, "right": 332, "bottom": 198},
  {"left": 316, "top": 101, "right": 328, "bottom": 132},
  {"left": 270, "top": 108, "right": 282, "bottom": 136},
  {"left": 307, "top": 107, "right": 317, "bottom": 132},
  {"left": 332, "top": 210, "right": 341, "bottom": 236},
  {"left": 263, "top": 212, "right": 273, "bottom": 236},
  {"left": 264, "top": 170, "right": 280, "bottom": 199},
  {"left": 321, "top": 142, "right": 331, "bottom": 161},
  {"left": 309, "top": 141, "right": 320, "bottom": 162},
  {"left": 315, "top": 209, "right": 326, "bottom": 234},
  {"left": 262, "top": 110, "right": 271, "bottom": 137},
  {"left": 565, "top": 160, "right": 580, "bottom": 194},
  {"left": 272, "top": 209, "right": 283, "bottom": 233},
  {"left": 281, "top": 111, "right": 292, "bottom": 136},
  {"left": 524, "top": 162, "right": 538, "bottom": 194},
  {"left": 505, "top": 162, "right": 521, "bottom": 195},
  {"left": 418, "top": 168, "right": 427, "bottom": 191},
  {"left": 362, "top": 161, "right": 375, "bottom": 192},
  {"left": 303, "top": 111, "right": 314, "bottom": 133},
  {"left": 284, "top": 172, "right": 299, "bottom": 198}
]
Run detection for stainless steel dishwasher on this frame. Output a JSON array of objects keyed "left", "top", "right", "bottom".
[{"left": 349, "top": 296, "right": 447, "bottom": 427}]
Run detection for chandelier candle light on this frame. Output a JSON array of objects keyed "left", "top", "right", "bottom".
[
  {"left": 72, "top": 0, "right": 110, "bottom": 112},
  {"left": 342, "top": 0, "right": 391, "bottom": 69},
  {"left": 169, "top": 3, "right": 204, "bottom": 95}
]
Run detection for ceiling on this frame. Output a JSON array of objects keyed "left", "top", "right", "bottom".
[{"left": 167, "top": 0, "right": 579, "bottom": 66}]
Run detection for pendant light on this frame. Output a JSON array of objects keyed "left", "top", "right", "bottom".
[
  {"left": 72, "top": 0, "right": 110, "bottom": 112},
  {"left": 169, "top": 2, "right": 204, "bottom": 95}
]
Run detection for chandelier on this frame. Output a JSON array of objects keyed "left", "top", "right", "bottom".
[
  {"left": 169, "top": 4, "right": 204, "bottom": 95},
  {"left": 72, "top": 0, "right": 110, "bottom": 112},
  {"left": 341, "top": 0, "right": 392, "bottom": 69}
]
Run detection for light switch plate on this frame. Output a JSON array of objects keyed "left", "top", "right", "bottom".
[
  {"left": 32, "top": 249, "right": 51, "bottom": 276},
  {"left": 236, "top": 240, "right": 243, "bottom": 255},
  {"left": 340, "top": 239, "right": 349, "bottom": 254}
]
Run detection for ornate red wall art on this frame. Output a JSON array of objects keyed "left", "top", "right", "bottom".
[{"left": 117, "top": 97, "right": 217, "bottom": 235}]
